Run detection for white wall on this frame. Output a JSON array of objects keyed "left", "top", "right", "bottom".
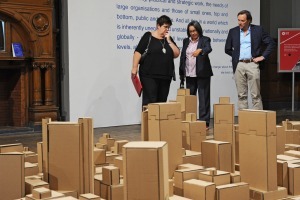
[{"left": 63, "top": 0, "right": 260, "bottom": 127}]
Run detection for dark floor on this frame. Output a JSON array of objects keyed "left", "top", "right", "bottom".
[{"left": 1, "top": 109, "right": 300, "bottom": 153}]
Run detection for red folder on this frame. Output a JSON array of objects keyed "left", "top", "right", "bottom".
[{"left": 131, "top": 74, "right": 142, "bottom": 97}]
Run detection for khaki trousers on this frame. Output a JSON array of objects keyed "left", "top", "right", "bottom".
[{"left": 234, "top": 62, "right": 263, "bottom": 110}]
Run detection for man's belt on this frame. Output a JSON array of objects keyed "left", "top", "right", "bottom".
[{"left": 239, "top": 59, "right": 253, "bottom": 63}]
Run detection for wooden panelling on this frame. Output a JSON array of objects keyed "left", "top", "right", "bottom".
[
  {"left": 0, "top": 0, "right": 58, "bottom": 127},
  {"left": 261, "top": 40, "right": 300, "bottom": 109}
]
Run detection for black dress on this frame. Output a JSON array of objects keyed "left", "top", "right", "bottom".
[{"left": 135, "top": 32, "right": 178, "bottom": 106}]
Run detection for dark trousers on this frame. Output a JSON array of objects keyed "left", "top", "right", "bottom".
[
  {"left": 140, "top": 75, "right": 171, "bottom": 106},
  {"left": 186, "top": 77, "right": 211, "bottom": 126}
]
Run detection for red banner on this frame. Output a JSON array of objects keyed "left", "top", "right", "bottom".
[{"left": 278, "top": 29, "right": 300, "bottom": 72}]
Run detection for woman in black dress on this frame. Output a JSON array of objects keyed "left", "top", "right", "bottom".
[{"left": 131, "top": 15, "right": 180, "bottom": 106}]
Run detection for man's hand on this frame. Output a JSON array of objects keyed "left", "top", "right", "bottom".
[{"left": 253, "top": 56, "right": 265, "bottom": 63}]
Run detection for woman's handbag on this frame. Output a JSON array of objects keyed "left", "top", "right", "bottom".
[
  {"left": 139, "top": 35, "right": 151, "bottom": 64},
  {"left": 131, "top": 74, "right": 142, "bottom": 97}
]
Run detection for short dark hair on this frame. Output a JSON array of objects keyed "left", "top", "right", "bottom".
[
  {"left": 187, "top": 21, "right": 203, "bottom": 37},
  {"left": 238, "top": 10, "right": 252, "bottom": 23},
  {"left": 156, "top": 15, "right": 172, "bottom": 26}
]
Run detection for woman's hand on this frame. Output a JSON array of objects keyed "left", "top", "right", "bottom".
[
  {"left": 131, "top": 68, "right": 138, "bottom": 77},
  {"left": 165, "top": 31, "right": 171, "bottom": 41},
  {"left": 131, "top": 51, "right": 141, "bottom": 77},
  {"left": 192, "top": 49, "right": 202, "bottom": 57}
]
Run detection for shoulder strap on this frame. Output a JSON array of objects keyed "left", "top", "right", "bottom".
[{"left": 145, "top": 34, "right": 151, "bottom": 52}]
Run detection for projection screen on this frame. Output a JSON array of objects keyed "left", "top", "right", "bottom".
[{"left": 65, "top": 0, "right": 260, "bottom": 127}]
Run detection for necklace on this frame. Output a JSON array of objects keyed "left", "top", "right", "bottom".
[{"left": 159, "top": 38, "right": 166, "bottom": 54}]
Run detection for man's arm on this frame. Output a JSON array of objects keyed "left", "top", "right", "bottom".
[
  {"left": 261, "top": 27, "right": 275, "bottom": 60},
  {"left": 225, "top": 29, "right": 233, "bottom": 56}
]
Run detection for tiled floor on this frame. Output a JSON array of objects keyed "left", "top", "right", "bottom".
[{"left": 0, "top": 109, "right": 300, "bottom": 153}]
